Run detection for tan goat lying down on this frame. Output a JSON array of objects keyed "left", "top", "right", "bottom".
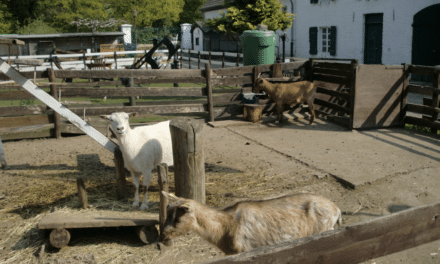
[
  {"left": 161, "top": 192, "right": 341, "bottom": 255},
  {"left": 254, "top": 78, "right": 317, "bottom": 124}
]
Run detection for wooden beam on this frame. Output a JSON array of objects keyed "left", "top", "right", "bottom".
[
  {"left": 59, "top": 87, "right": 206, "bottom": 97},
  {"left": 404, "top": 116, "right": 440, "bottom": 130},
  {"left": 206, "top": 63, "right": 214, "bottom": 122},
  {"left": 54, "top": 69, "right": 204, "bottom": 79},
  {"left": 0, "top": 115, "right": 52, "bottom": 128},
  {"left": 202, "top": 200, "right": 440, "bottom": 264},
  {"left": 316, "top": 87, "right": 350, "bottom": 101},
  {"left": 14, "top": 59, "right": 44, "bottom": 66},
  {"left": 212, "top": 76, "right": 253, "bottom": 87},
  {"left": 0, "top": 105, "right": 51, "bottom": 117},
  {"left": 0, "top": 39, "right": 25, "bottom": 45},
  {"left": 0, "top": 57, "right": 117, "bottom": 153},
  {"left": 407, "top": 84, "right": 440, "bottom": 96},
  {"left": 314, "top": 98, "right": 350, "bottom": 114},
  {"left": 409, "top": 65, "right": 440, "bottom": 76}
]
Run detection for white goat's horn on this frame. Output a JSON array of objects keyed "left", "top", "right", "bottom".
[{"left": 257, "top": 73, "right": 262, "bottom": 79}]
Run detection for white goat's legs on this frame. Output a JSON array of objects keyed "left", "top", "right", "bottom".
[
  {"left": 131, "top": 172, "right": 142, "bottom": 207},
  {"left": 140, "top": 170, "right": 153, "bottom": 210}
]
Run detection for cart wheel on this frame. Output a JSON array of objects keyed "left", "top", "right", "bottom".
[
  {"left": 136, "top": 225, "right": 159, "bottom": 244},
  {"left": 49, "top": 228, "right": 70, "bottom": 248}
]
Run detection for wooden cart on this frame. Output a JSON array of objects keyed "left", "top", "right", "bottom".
[{"left": 38, "top": 211, "right": 159, "bottom": 248}]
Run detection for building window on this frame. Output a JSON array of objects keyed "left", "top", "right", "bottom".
[
  {"left": 309, "top": 26, "right": 337, "bottom": 56},
  {"left": 321, "top": 27, "right": 330, "bottom": 53},
  {"left": 196, "top": 37, "right": 199, "bottom": 46}
]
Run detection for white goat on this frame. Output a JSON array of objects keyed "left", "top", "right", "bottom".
[
  {"left": 100, "top": 112, "right": 173, "bottom": 210},
  {"left": 161, "top": 192, "right": 341, "bottom": 255}
]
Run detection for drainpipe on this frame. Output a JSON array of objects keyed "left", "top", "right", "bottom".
[{"left": 289, "top": 0, "right": 294, "bottom": 57}]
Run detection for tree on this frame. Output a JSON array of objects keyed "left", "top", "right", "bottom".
[
  {"left": 17, "top": 17, "right": 60, "bottom": 34},
  {"left": 0, "top": 2, "right": 12, "bottom": 33},
  {"left": 3, "top": 0, "right": 39, "bottom": 32},
  {"left": 178, "top": 0, "right": 205, "bottom": 26},
  {"left": 36, "top": 0, "right": 110, "bottom": 32},
  {"left": 108, "top": 0, "right": 185, "bottom": 28},
  {"left": 205, "top": 0, "right": 294, "bottom": 38}
]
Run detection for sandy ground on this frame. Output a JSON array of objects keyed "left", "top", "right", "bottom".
[{"left": 0, "top": 114, "right": 439, "bottom": 264}]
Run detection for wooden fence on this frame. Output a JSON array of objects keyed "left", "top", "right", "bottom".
[{"left": 1, "top": 60, "right": 439, "bottom": 141}]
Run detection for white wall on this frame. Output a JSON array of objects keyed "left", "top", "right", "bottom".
[
  {"left": 180, "top": 23, "right": 192, "bottom": 49},
  {"left": 120, "top": 24, "right": 132, "bottom": 45},
  {"left": 294, "top": 0, "right": 440, "bottom": 65},
  {"left": 193, "top": 28, "right": 204, "bottom": 52}
]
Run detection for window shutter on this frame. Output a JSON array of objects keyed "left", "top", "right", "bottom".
[
  {"left": 329, "top": 26, "right": 337, "bottom": 56},
  {"left": 311, "top": 0, "right": 319, "bottom": 4},
  {"left": 309, "top": 27, "right": 318, "bottom": 55}
]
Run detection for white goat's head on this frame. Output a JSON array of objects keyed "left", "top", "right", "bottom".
[{"left": 100, "top": 112, "right": 137, "bottom": 136}]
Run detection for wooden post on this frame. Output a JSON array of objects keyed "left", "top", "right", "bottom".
[
  {"left": 431, "top": 72, "right": 439, "bottom": 134},
  {"left": 136, "top": 225, "right": 159, "bottom": 244},
  {"left": 157, "top": 163, "right": 169, "bottom": 235},
  {"left": 83, "top": 53, "right": 86, "bottom": 69},
  {"left": 272, "top": 63, "right": 283, "bottom": 78},
  {"left": 401, "top": 63, "right": 410, "bottom": 127},
  {"left": 222, "top": 52, "right": 225, "bottom": 68},
  {"left": 76, "top": 177, "right": 88, "bottom": 209},
  {"left": 49, "top": 229, "right": 70, "bottom": 249},
  {"left": 205, "top": 63, "right": 214, "bottom": 122},
  {"left": 128, "top": 78, "right": 136, "bottom": 106},
  {"left": 169, "top": 118, "right": 205, "bottom": 204},
  {"left": 114, "top": 146, "right": 127, "bottom": 200},
  {"left": 209, "top": 51, "right": 212, "bottom": 66},
  {"left": 48, "top": 68, "right": 61, "bottom": 139},
  {"left": 236, "top": 52, "right": 239, "bottom": 67},
  {"left": 188, "top": 49, "right": 191, "bottom": 69},
  {"left": 180, "top": 49, "right": 183, "bottom": 69},
  {"left": 252, "top": 65, "right": 260, "bottom": 93},
  {"left": 113, "top": 51, "right": 118, "bottom": 69},
  {"left": 198, "top": 51, "right": 201, "bottom": 69},
  {"left": 349, "top": 59, "right": 359, "bottom": 130},
  {"left": 0, "top": 136, "right": 8, "bottom": 169}
]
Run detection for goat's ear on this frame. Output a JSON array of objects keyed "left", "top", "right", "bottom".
[
  {"left": 99, "top": 115, "right": 111, "bottom": 121},
  {"left": 179, "top": 202, "right": 192, "bottom": 212},
  {"left": 128, "top": 112, "right": 138, "bottom": 118},
  {"left": 162, "top": 191, "right": 179, "bottom": 202}
]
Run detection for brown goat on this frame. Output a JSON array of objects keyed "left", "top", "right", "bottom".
[
  {"left": 161, "top": 191, "right": 341, "bottom": 255},
  {"left": 254, "top": 78, "right": 317, "bottom": 124}
]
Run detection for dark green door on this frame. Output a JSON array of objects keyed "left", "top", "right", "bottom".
[
  {"left": 364, "top": 14, "right": 383, "bottom": 64},
  {"left": 412, "top": 4, "right": 440, "bottom": 67}
]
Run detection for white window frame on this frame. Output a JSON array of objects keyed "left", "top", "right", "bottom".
[{"left": 319, "top": 27, "right": 331, "bottom": 56}]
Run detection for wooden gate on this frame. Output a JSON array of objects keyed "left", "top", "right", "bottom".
[{"left": 352, "top": 65, "right": 405, "bottom": 129}]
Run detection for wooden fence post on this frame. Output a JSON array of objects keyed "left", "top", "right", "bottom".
[
  {"left": 180, "top": 49, "right": 183, "bottom": 69},
  {"left": 0, "top": 136, "right": 8, "bottom": 169},
  {"left": 157, "top": 163, "right": 169, "bottom": 235},
  {"left": 272, "top": 63, "right": 283, "bottom": 78},
  {"left": 48, "top": 68, "right": 61, "bottom": 139},
  {"left": 209, "top": 51, "right": 211, "bottom": 66},
  {"left": 349, "top": 59, "right": 359, "bottom": 130},
  {"left": 236, "top": 52, "right": 239, "bottom": 67},
  {"left": 169, "top": 118, "right": 205, "bottom": 204},
  {"left": 222, "top": 52, "right": 225, "bottom": 68},
  {"left": 77, "top": 177, "right": 88, "bottom": 209},
  {"left": 83, "top": 53, "right": 86, "bottom": 69},
  {"left": 113, "top": 51, "right": 118, "bottom": 69},
  {"left": 401, "top": 63, "right": 410, "bottom": 127},
  {"left": 188, "top": 49, "right": 191, "bottom": 69},
  {"left": 128, "top": 78, "right": 136, "bottom": 106},
  {"left": 114, "top": 146, "right": 127, "bottom": 200},
  {"left": 252, "top": 65, "right": 260, "bottom": 93},
  {"left": 205, "top": 63, "right": 214, "bottom": 122},
  {"left": 198, "top": 51, "right": 201, "bottom": 69},
  {"left": 431, "top": 71, "right": 440, "bottom": 134}
]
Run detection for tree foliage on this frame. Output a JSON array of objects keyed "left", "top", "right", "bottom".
[
  {"left": 178, "top": 0, "right": 205, "bottom": 26},
  {"left": 17, "top": 17, "right": 60, "bottom": 34},
  {"left": 108, "top": 0, "right": 185, "bottom": 28},
  {"left": 0, "top": 2, "right": 13, "bottom": 33},
  {"left": 205, "top": 0, "right": 294, "bottom": 36}
]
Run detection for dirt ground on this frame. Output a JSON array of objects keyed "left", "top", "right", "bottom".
[{"left": 0, "top": 114, "right": 439, "bottom": 264}]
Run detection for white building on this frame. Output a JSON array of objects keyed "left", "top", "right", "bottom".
[{"left": 198, "top": 0, "right": 440, "bottom": 66}]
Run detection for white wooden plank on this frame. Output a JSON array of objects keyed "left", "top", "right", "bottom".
[{"left": 0, "top": 58, "right": 117, "bottom": 153}]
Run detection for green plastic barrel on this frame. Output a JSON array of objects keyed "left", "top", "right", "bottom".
[{"left": 240, "top": 30, "right": 277, "bottom": 66}]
